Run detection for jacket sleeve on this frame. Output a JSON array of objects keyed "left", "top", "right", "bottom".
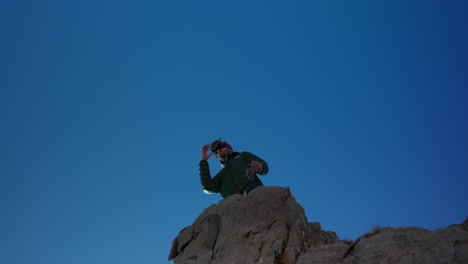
[
  {"left": 199, "top": 160, "right": 221, "bottom": 193},
  {"left": 242, "top": 152, "right": 269, "bottom": 175}
]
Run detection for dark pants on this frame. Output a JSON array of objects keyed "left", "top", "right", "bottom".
[{"left": 242, "top": 180, "right": 264, "bottom": 195}]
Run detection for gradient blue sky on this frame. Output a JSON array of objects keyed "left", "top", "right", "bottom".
[{"left": 1, "top": 1, "right": 467, "bottom": 263}]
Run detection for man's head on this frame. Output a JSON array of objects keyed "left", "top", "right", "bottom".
[{"left": 210, "top": 138, "right": 233, "bottom": 161}]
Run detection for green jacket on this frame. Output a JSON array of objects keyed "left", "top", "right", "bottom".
[{"left": 199, "top": 151, "right": 269, "bottom": 198}]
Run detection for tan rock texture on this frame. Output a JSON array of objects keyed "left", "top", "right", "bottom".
[{"left": 169, "top": 186, "right": 468, "bottom": 264}]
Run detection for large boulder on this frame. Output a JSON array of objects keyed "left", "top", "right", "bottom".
[
  {"left": 168, "top": 186, "right": 468, "bottom": 264},
  {"left": 168, "top": 186, "right": 337, "bottom": 263}
]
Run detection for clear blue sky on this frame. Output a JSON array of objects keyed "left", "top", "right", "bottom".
[{"left": 1, "top": 1, "right": 467, "bottom": 263}]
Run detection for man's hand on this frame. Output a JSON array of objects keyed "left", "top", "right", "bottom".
[
  {"left": 201, "top": 144, "right": 214, "bottom": 161},
  {"left": 251, "top": 160, "right": 263, "bottom": 173}
]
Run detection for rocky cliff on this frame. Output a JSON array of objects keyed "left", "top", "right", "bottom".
[{"left": 168, "top": 186, "right": 468, "bottom": 264}]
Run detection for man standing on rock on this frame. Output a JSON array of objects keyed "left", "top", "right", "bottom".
[{"left": 199, "top": 138, "right": 269, "bottom": 198}]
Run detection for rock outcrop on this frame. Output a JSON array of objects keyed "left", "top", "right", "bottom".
[{"left": 168, "top": 186, "right": 468, "bottom": 264}]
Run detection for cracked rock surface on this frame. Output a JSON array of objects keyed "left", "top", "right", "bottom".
[
  {"left": 169, "top": 186, "right": 337, "bottom": 263},
  {"left": 168, "top": 187, "right": 468, "bottom": 264}
]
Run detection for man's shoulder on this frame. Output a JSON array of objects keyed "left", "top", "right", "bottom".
[
  {"left": 235, "top": 151, "right": 249, "bottom": 158},
  {"left": 236, "top": 151, "right": 258, "bottom": 160},
  {"left": 229, "top": 151, "right": 247, "bottom": 161}
]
